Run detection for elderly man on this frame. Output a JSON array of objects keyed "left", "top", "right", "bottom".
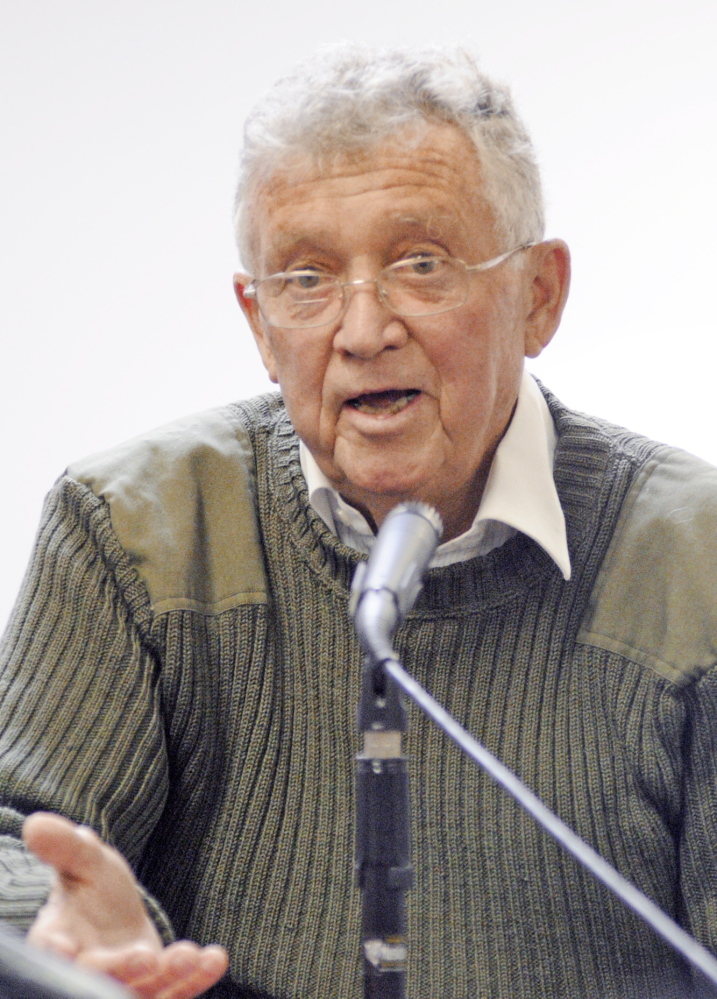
[{"left": 1, "top": 45, "right": 717, "bottom": 999}]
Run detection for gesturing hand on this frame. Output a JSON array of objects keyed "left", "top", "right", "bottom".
[{"left": 23, "top": 813, "right": 228, "bottom": 999}]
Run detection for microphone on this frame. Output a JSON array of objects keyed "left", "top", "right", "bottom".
[
  {"left": 350, "top": 502, "right": 443, "bottom": 664},
  {"left": 0, "top": 924, "right": 130, "bottom": 998},
  {"left": 350, "top": 503, "right": 442, "bottom": 999}
]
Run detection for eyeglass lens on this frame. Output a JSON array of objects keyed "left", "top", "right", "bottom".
[{"left": 256, "top": 257, "right": 469, "bottom": 328}]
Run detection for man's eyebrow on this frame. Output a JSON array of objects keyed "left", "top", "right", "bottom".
[
  {"left": 265, "top": 232, "right": 331, "bottom": 258},
  {"left": 264, "top": 214, "right": 458, "bottom": 265},
  {"left": 388, "top": 212, "right": 453, "bottom": 238}
]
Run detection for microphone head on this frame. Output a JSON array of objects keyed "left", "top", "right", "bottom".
[{"left": 350, "top": 502, "right": 443, "bottom": 662}]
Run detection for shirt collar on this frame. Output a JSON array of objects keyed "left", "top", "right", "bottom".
[{"left": 299, "top": 370, "right": 571, "bottom": 580}]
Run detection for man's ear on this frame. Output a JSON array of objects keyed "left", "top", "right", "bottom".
[
  {"left": 233, "top": 273, "right": 279, "bottom": 383},
  {"left": 522, "top": 240, "right": 571, "bottom": 358}
]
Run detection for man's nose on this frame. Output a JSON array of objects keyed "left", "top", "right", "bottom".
[{"left": 332, "top": 280, "right": 408, "bottom": 358}]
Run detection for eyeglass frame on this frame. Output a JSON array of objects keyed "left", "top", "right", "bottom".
[{"left": 242, "top": 242, "right": 537, "bottom": 329}]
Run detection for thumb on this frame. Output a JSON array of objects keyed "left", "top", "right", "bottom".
[{"left": 24, "top": 812, "right": 104, "bottom": 885}]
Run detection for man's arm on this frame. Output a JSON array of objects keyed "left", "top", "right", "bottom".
[
  {"left": 0, "top": 477, "right": 228, "bottom": 996},
  {"left": 676, "top": 664, "right": 717, "bottom": 959}
]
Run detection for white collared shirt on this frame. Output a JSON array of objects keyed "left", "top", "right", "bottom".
[{"left": 299, "top": 369, "right": 571, "bottom": 580}]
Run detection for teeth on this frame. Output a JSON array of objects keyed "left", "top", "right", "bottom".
[{"left": 349, "top": 390, "right": 419, "bottom": 415}]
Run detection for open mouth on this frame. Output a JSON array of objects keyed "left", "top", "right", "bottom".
[{"left": 347, "top": 389, "right": 420, "bottom": 416}]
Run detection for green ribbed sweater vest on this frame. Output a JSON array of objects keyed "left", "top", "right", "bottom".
[{"left": 2, "top": 388, "right": 717, "bottom": 999}]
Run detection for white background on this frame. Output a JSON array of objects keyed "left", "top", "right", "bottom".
[{"left": 1, "top": 0, "right": 715, "bottom": 630}]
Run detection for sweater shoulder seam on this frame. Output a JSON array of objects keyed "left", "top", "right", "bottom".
[
  {"left": 576, "top": 445, "right": 717, "bottom": 686},
  {"left": 67, "top": 404, "right": 268, "bottom": 617}
]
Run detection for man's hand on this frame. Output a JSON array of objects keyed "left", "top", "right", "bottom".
[{"left": 23, "top": 813, "right": 228, "bottom": 999}]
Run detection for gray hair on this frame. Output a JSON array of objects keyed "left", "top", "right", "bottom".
[{"left": 234, "top": 45, "right": 544, "bottom": 269}]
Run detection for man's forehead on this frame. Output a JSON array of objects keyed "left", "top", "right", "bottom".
[
  {"left": 249, "top": 124, "right": 496, "bottom": 257},
  {"left": 254, "top": 197, "right": 488, "bottom": 268},
  {"left": 265, "top": 207, "right": 458, "bottom": 246},
  {"left": 259, "top": 125, "right": 479, "bottom": 200}
]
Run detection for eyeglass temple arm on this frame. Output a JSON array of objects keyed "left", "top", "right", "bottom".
[{"left": 465, "top": 242, "right": 537, "bottom": 274}]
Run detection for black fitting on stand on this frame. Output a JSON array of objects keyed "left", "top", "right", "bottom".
[{"left": 356, "top": 657, "right": 412, "bottom": 999}]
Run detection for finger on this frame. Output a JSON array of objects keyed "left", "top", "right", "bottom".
[
  {"left": 23, "top": 813, "right": 103, "bottom": 882},
  {"left": 155, "top": 946, "right": 229, "bottom": 999},
  {"left": 91, "top": 941, "right": 202, "bottom": 998},
  {"left": 129, "top": 943, "right": 228, "bottom": 999},
  {"left": 75, "top": 943, "right": 159, "bottom": 982}
]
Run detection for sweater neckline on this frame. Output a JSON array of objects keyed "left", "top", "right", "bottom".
[{"left": 232, "top": 388, "right": 657, "bottom": 615}]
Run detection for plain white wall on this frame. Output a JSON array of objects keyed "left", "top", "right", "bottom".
[{"left": 1, "top": 0, "right": 715, "bottom": 629}]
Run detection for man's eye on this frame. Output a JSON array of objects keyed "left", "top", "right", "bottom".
[
  {"left": 396, "top": 255, "right": 444, "bottom": 277},
  {"left": 409, "top": 257, "right": 438, "bottom": 275},
  {"left": 287, "top": 271, "right": 325, "bottom": 290}
]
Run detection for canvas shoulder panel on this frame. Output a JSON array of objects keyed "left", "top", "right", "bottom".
[
  {"left": 577, "top": 446, "right": 717, "bottom": 685},
  {"left": 68, "top": 406, "right": 267, "bottom": 616}
]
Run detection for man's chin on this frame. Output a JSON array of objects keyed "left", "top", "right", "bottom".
[
  {"left": 311, "top": 437, "right": 447, "bottom": 515},
  {"left": 334, "top": 467, "right": 432, "bottom": 521}
]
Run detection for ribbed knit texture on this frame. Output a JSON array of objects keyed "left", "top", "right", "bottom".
[{"left": 0, "top": 390, "right": 715, "bottom": 998}]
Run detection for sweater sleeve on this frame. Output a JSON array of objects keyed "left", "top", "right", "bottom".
[
  {"left": 676, "top": 664, "right": 717, "bottom": 958},
  {"left": 0, "top": 475, "right": 174, "bottom": 941}
]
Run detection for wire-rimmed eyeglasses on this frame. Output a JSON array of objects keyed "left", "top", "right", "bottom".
[{"left": 243, "top": 243, "right": 536, "bottom": 330}]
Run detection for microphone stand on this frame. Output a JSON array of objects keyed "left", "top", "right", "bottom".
[
  {"left": 350, "top": 502, "right": 717, "bottom": 997},
  {"left": 350, "top": 503, "right": 442, "bottom": 999}
]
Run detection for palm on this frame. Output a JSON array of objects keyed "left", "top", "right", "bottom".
[{"left": 24, "top": 813, "right": 228, "bottom": 999}]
